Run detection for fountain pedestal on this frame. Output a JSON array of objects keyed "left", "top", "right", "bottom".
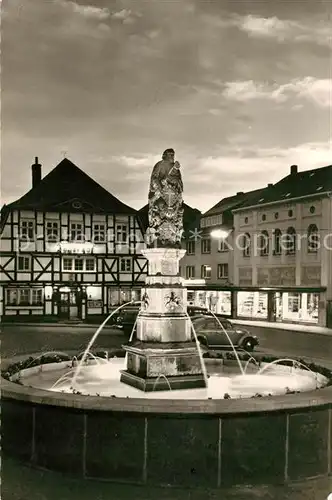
[{"left": 120, "top": 248, "right": 206, "bottom": 392}]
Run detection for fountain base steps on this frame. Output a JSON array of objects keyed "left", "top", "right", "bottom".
[
  {"left": 120, "top": 341, "right": 205, "bottom": 392},
  {"left": 119, "top": 370, "right": 206, "bottom": 392}
]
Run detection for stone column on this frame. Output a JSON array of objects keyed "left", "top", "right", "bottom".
[{"left": 120, "top": 248, "right": 206, "bottom": 392}]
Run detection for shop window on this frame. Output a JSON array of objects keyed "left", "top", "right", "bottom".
[
  {"left": 186, "top": 266, "right": 195, "bottom": 279},
  {"left": 5, "top": 288, "right": 43, "bottom": 306},
  {"left": 120, "top": 257, "right": 132, "bottom": 272},
  {"left": 259, "top": 230, "right": 269, "bottom": 256},
  {"left": 201, "top": 265, "right": 211, "bottom": 279},
  {"left": 307, "top": 224, "right": 319, "bottom": 253},
  {"left": 273, "top": 229, "right": 282, "bottom": 255},
  {"left": 6, "top": 289, "right": 18, "bottom": 305},
  {"left": 288, "top": 293, "right": 299, "bottom": 313},
  {"left": 108, "top": 287, "right": 139, "bottom": 306},
  {"left": 201, "top": 238, "right": 211, "bottom": 254},
  {"left": 217, "top": 263, "right": 228, "bottom": 279},
  {"left": 17, "top": 255, "right": 31, "bottom": 271},
  {"left": 46, "top": 221, "right": 59, "bottom": 242},
  {"left": 285, "top": 227, "right": 296, "bottom": 254},
  {"left": 237, "top": 291, "right": 267, "bottom": 319},
  {"left": 242, "top": 233, "right": 251, "bottom": 257},
  {"left": 277, "top": 292, "right": 319, "bottom": 323},
  {"left": 31, "top": 289, "right": 43, "bottom": 305},
  {"left": 186, "top": 240, "right": 195, "bottom": 255}
]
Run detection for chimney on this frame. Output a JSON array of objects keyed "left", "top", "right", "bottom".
[
  {"left": 267, "top": 183, "right": 273, "bottom": 187},
  {"left": 31, "top": 157, "right": 42, "bottom": 188},
  {"left": 290, "top": 164, "right": 298, "bottom": 175},
  {"left": 236, "top": 191, "right": 244, "bottom": 195}
]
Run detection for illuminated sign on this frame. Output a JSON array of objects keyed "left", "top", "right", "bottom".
[{"left": 56, "top": 241, "right": 94, "bottom": 254}]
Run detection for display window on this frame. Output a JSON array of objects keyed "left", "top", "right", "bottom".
[
  {"left": 237, "top": 291, "right": 268, "bottom": 319},
  {"left": 275, "top": 292, "right": 319, "bottom": 323},
  {"left": 186, "top": 290, "right": 232, "bottom": 315}
]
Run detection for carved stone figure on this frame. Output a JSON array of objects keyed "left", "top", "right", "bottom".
[{"left": 146, "top": 148, "right": 184, "bottom": 248}]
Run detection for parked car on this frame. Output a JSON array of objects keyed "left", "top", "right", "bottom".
[
  {"left": 191, "top": 316, "right": 259, "bottom": 352},
  {"left": 112, "top": 304, "right": 210, "bottom": 335}
]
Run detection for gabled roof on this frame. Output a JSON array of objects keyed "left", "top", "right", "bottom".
[
  {"left": 6, "top": 158, "right": 137, "bottom": 214},
  {"left": 138, "top": 203, "right": 201, "bottom": 233},
  {"left": 236, "top": 164, "right": 332, "bottom": 210},
  {"left": 202, "top": 187, "right": 268, "bottom": 217}
]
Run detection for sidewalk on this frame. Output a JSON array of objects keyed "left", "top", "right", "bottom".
[
  {"left": 1, "top": 321, "right": 119, "bottom": 330},
  {"left": 232, "top": 319, "right": 332, "bottom": 336}
]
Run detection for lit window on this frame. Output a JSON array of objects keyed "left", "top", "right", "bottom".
[
  {"left": 62, "top": 257, "right": 96, "bottom": 272},
  {"left": 201, "top": 265, "right": 211, "bottom": 279},
  {"left": 19, "top": 288, "right": 30, "bottom": 305},
  {"left": 31, "top": 289, "right": 43, "bottom": 304},
  {"left": 6, "top": 289, "right": 18, "bottom": 305}
]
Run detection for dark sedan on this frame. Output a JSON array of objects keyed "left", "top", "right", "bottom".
[{"left": 191, "top": 316, "right": 259, "bottom": 352}]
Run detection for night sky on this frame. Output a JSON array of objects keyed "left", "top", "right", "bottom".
[{"left": 2, "top": 0, "right": 331, "bottom": 212}]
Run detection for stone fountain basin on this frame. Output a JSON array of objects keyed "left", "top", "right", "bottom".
[
  {"left": 2, "top": 352, "right": 332, "bottom": 489},
  {"left": 9, "top": 357, "right": 329, "bottom": 400}
]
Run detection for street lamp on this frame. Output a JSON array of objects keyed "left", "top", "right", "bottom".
[{"left": 210, "top": 228, "right": 230, "bottom": 239}]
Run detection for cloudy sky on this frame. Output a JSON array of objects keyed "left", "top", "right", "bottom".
[{"left": 2, "top": 0, "right": 331, "bottom": 213}]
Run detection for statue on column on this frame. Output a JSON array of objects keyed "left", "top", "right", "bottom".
[{"left": 146, "top": 148, "right": 184, "bottom": 248}]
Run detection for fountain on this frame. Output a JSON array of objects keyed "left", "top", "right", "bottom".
[{"left": 2, "top": 149, "right": 332, "bottom": 491}]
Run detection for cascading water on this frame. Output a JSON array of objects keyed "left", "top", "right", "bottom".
[
  {"left": 71, "top": 300, "right": 141, "bottom": 388},
  {"left": 186, "top": 314, "right": 209, "bottom": 387},
  {"left": 257, "top": 358, "right": 315, "bottom": 376},
  {"left": 208, "top": 310, "right": 245, "bottom": 376},
  {"left": 152, "top": 374, "right": 172, "bottom": 392}
]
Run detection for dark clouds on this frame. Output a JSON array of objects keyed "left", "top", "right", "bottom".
[{"left": 2, "top": 0, "right": 331, "bottom": 212}]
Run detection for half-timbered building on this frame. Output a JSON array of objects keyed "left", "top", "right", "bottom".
[{"left": 0, "top": 157, "right": 147, "bottom": 321}]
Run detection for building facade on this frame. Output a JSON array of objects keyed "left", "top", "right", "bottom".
[
  {"left": 233, "top": 164, "right": 332, "bottom": 327},
  {"left": 0, "top": 158, "right": 147, "bottom": 321},
  {"left": 179, "top": 189, "right": 266, "bottom": 318}
]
